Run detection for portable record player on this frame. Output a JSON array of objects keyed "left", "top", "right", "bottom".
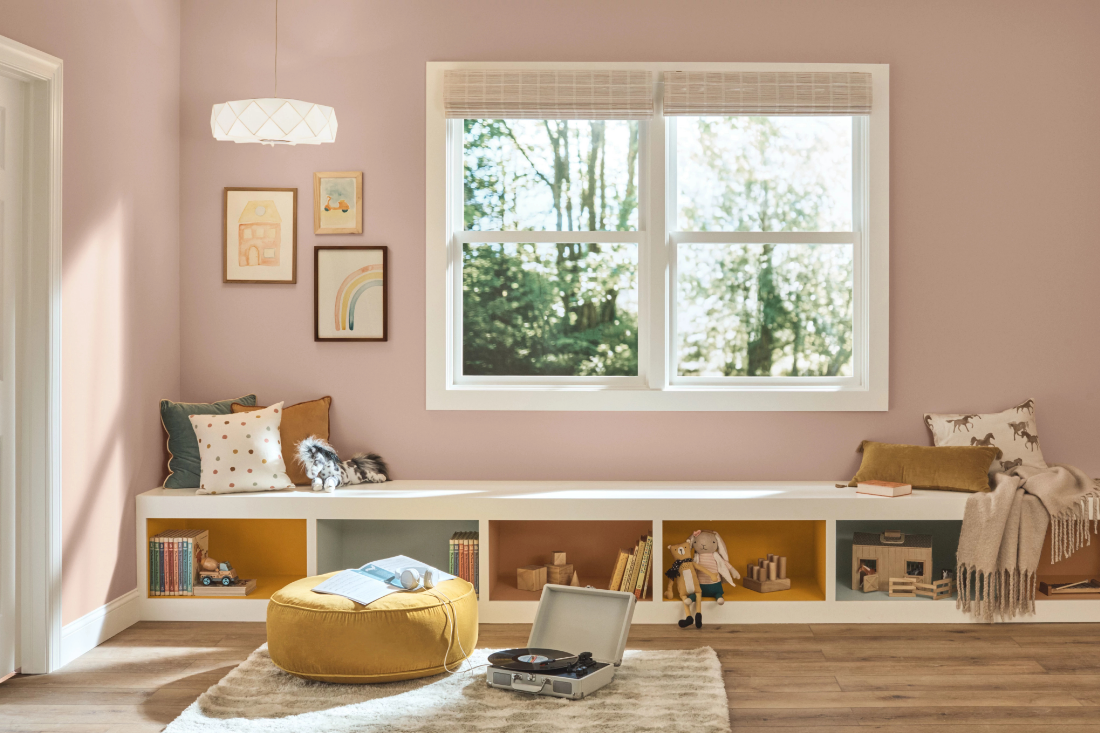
[{"left": 486, "top": 584, "right": 636, "bottom": 699}]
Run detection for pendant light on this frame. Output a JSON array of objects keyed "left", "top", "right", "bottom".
[{"left": 210, "top": 0, "right": 337, "bottom": 146}]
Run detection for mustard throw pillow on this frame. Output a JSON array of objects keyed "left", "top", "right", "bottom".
[
  {"left": 233, "top": 397, "right": 331, "bottom": 486},
  {"left": 848, "top": 441, "right": 1002, "bottom": 493}
]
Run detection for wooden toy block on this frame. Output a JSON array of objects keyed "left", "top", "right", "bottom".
[
  {"left": 888, "top": 577, "right": 917, "bottom": 597},
  {"left": 742, "top": 576, "right": 791, "bottom": 593},
  {"left": 915, "top": 577, "right": 954, "bottom": 600},
  {"left": 545, "top": 563, "right": 574, "bottom": 585},
  {"left": 517, "top": 565, "right": 547, "bottom": 592},
  {"left": 552, "top": 551, "right": 567, "bottom": 566},
  {"left": 861, "top": 574, "right": 879, "bottom": 592},
  {"left": 569, "top": 571, "right": 581, "bottom": 586}
]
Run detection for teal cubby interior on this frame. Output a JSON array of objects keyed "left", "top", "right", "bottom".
[
  {"left": 316, "top": 519, "right": 480, "bottom": 575},
  {"left": 836, "top": 520, "right": 962, "bottom": 601}
]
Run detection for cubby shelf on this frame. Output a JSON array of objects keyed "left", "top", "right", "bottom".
[{"left": 136, "top": 482, "right": 1100, "bottom": 623}]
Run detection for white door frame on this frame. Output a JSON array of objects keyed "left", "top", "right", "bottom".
[{"left": 0, "top": 34, "right": 63, "bottom": 675}]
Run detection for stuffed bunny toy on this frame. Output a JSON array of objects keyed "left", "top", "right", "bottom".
[{"left": 688, "top": 529, "right": 740, "bottom": 606}]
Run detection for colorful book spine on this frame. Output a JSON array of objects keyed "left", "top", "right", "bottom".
[
  {"left": 149, "top": 539, "right": 157, "bottom": 596},
  {"left": 634, "top": 535, "right": 653, "bottom": 599},
  {"left": 473, "top": 533, "right": 479, "bottom": 597},
  {"left": 169, "top": 538, "right": 177, "bottom": 596},
  {"left": 619, "top": 551, "right": 635, "bottom": 593}
]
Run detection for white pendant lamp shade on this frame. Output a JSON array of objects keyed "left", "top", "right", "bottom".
[{"left": 211, "top": 98, "right": 338, "bottom": 146}]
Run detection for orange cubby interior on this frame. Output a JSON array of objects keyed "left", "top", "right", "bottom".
[
  {"left": 146, "top": 518, "right": 307, "bottom": 600},
  {"left": 1035, "top": 522, "right": 1100, "bottom": 600},
  {"left": 488, "top": 520, "right": 654, "bottom": 601},
  {"left": 662, "top": 520, "right": 827, "bottom": 602}
]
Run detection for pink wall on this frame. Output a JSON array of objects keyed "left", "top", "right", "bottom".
[
  {"left": 0, "top": 0, "right": 181, "bottom": 624},
  {"left": 180, "top": 0, "right": 1100, "bottom": 484}
]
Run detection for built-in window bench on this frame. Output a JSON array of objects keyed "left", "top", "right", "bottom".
[{"left": 136, "top": 482, "right": 1099, "bottom": 624}]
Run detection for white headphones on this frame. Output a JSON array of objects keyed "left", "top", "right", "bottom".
[{"left": 394, "top": 568, "right": 437, "bottom": 590}]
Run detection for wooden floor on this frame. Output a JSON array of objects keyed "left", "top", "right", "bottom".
[{"left": 2, "top": 621, "right": 1100, "bottom": 732}]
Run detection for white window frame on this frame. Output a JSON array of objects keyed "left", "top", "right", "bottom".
[{"left": 426, "top": 61, "right": 889, "bottom": 411}]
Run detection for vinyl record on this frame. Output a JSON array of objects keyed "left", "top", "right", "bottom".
[{"left": 488, "top": 647, "right": 576, "bottom": 672}]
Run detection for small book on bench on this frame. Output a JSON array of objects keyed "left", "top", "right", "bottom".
[{"left": 856, "top": 480, "right": 912, "bottom": 497}]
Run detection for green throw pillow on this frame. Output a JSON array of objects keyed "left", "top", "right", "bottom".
[
  {"left": 848, "top": 440, "right": 1002, "bottom": 493},
  {"left": 161, "top": 394, "right": 256, "bottom": 488}
]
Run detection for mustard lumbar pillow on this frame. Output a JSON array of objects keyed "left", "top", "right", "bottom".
[
  {"left": 924, "top": 398, "right": 1047, "bottom": 479},
  {"left": 848, "top": 441, "right": 1002, "bottom": 493},
  {"left": 191, "top": 402, "right": 295, "bottom": 495}
]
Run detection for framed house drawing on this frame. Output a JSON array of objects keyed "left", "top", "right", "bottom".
[
  {"left": 314, "top": 171, "right": 363, "bottom": 234},
  {"left": 315, "top": 245, "right": 388, "bottom": 341},
  {"left": 223, "top": 187, "right": 297, "bottom": 283}
]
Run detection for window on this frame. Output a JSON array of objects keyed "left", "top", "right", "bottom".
[
  {"left": 427, "top": 64, "right": 888, "bottom": 410},
  {"left": 462, "top": 119, "right": 641, "bottom": 379},
  {"left": 672, "top": 115, "right": 857, "bottom": 380}
]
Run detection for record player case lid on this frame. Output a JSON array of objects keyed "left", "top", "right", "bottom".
[{"left": 527, "top": 585, "right": 636, "bottom": 667}]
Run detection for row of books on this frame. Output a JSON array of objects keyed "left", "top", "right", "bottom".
[
  {"left": 448, "top": 531, "right": 479, "bottom": 597},
  {"left": 609, "top": 534, "right": 654, "bottom": 599},
  {"left": 149, "top": 529, "right": 208, "bottom": 596}
]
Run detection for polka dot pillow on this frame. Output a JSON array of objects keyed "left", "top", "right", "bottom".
[{"left": 191, "top": 402, "right": 295, "bottom": 494}]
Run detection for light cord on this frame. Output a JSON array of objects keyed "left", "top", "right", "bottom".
[{"left": 273, "top": 0, "right": 279, "bottom": 97}]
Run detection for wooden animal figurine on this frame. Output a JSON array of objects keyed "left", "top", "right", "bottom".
[
  {"left": 689, "top": 529, "right": 740, "bottom": 605},
  {"left": 664, "top": 539, "right": 704, "bottom": 629}
]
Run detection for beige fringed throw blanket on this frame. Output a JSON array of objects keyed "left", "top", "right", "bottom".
[{"left": 957, "top": 464, "right": 1100, "bottom": 622}]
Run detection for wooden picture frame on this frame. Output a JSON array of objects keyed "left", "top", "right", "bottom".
[
  {"left": 313, "top": 171, "right": 363, "bottom": 234},
  {"left": 223, "top": 187, "right": 297, "bottom": 283},
  {"left": 314, "top": 245, "right": 388, "bottom": 341}
]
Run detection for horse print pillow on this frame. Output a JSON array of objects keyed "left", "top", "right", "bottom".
[{"left": 924, "top": 398, "right": 1047, "bottom": 479}]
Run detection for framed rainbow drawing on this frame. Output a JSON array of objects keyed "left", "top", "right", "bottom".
[{"left": 314, "top": 245, "right": 388, "bottom": 341}]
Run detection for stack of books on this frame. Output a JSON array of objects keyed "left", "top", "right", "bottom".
[
  {"left": 609, "top": 535, "right": 653, "bottom": 599},
  {"left": 449, "top": 531, "right": 479, "bottom": 597},
  {"left": 149, "top": 529, "right": 208, "bottom": 596}
]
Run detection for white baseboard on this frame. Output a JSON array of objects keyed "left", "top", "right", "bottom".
[{"left": 60, "top": 588, "right": 140, "bottom": 668}]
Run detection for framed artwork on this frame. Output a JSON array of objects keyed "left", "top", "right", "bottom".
[
  {"left": 315, "top": 245, "right": 388, "bottom": 341},
  {"left": 223, "top": 187, "right": 297, "bottom": 283},
  {"left": 314, "top": 171, "right": 363, "bottom": 234}
]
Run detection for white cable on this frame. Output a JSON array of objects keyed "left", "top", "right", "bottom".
[{"left": 429, "top": 584, "right": 470, "bottom": 674}]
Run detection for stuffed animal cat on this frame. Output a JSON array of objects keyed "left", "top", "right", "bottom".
[{"left": 296, "top": 436, "right": 389, "bottom": 492}]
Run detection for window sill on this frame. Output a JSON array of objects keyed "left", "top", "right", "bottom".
[{"left": 426, "top": 383, "right": 888, "bottom": 411}]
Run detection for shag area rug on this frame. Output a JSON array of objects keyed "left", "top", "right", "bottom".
[{"left": 164, "top": 644, "right": 730, "bottom": 732}]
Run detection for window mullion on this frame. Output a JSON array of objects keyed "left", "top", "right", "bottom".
[{"left": 643, "top": 92, "right": 669, "bottom": 390}]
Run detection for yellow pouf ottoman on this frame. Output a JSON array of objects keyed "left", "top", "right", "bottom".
[{"left": 267, "top": 573, "right": 478, "bottom": 684}]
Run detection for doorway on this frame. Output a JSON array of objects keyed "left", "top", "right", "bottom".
[
  {"left": 0, "top": 34, "right": 63, "bottom": 675},
  {"left": 0, "top": 69, "right": 24, "bottom": 679}
]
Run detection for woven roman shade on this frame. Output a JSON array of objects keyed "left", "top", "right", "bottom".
[
  {"left": 664, "top": 71, "right": 872, "bottom": 116},
  {"left": 444, "top": 70, "right": 654, "bottom": 120}
]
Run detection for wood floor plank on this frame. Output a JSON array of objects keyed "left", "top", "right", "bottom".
[
  {"left": 725, "top": 676, "right": 842, "bottom": 692},
  {"left": 836, "top": 674, "right": 1100, "bottom": 692},
  {"left": 728, "top": 689, "right": 1083, "bottom": 708},
  {"left": 725, "top": 660, "right": 1047, "bottom": 677},
  {"left": 730, "top": 721, "right": 1100, "bottom": 726}
]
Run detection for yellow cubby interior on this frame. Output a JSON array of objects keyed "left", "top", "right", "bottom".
[
  {"left": 662, "top": 520, "right": 827, "bottom": 602},
  {"left": 146, "top": 518, "right": 307, "bottom": 600}
]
